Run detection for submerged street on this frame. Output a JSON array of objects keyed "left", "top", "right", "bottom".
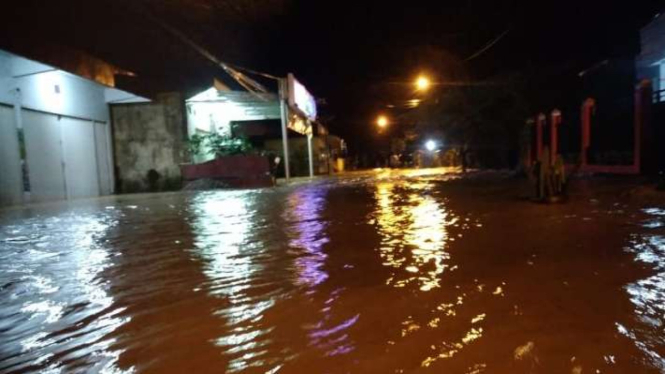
[{"left": 0, "top": 169, "right": 664, "bottom": 373}]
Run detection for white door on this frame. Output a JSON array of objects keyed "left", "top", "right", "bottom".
[
  {"left": 94, "top": 121, "right": 112, "bottom": 195},
  {"left": 0, "top": 105, "right": 23, "bottom": 206},
  {"left": 61, "top": 117, "right": 100, "bottom": 199},
  {"left": 22, "top": 110, "right": 66, "bottom": 202}
]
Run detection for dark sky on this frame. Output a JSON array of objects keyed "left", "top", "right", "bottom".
[{"left": 2, "top": 0, "right": 663, "bottom": 144}]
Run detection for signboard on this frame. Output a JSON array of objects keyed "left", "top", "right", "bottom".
[
  {"left": 288, "top": 113, "right": 312, "bottom": 135},
  {"left": 287, "top": 73, "right": 317, "bottom": 121}
]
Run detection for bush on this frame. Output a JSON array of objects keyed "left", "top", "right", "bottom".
[
  {"left": 206, "top": 133, "right": 253, "bottom": 157},
  {"left": 186, "top": 133, "right": 253, "bottom": 159}
]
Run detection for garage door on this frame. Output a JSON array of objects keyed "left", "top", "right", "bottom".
[
  {"left": 61, "top": 117, "right": 100, "bottom": 199},
  {"left": 0, "top": 105, "right": 23, "bottom": 206},
  {"left": 22, "top": 110, "right": 67, "bottom": 202},
  {"left": 22, "top": 110, "right": 108, "bottom": 203}
]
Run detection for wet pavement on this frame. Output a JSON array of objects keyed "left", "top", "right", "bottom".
[{"left": 1, "top": 168, "right": 664, "bottom": 373}]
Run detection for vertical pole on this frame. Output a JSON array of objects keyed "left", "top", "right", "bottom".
[
  {"left": 536, "top": 113, "right": 545, "bottom": 160},
  {"left": 525, "top": 118, "right": 534, "bottom": 168},
  {"left": 12, "top": 88, "right": 26, "bottom": 204},
  {"left": 58, "top": 116, "right": 69, "bottom": 200},
  {"left": 326, "top": 132, "right": 332, "bottom": 175},
  {"left": 581, "top": 98, "right": 594, "bottom": 167},
  {"left": 550, "top": 109, "right": 561, "bottom": 163},
  {"left": 92, "top": 120, "right": 102, "bottom": 195},
  {"left": 278, "top": 78, "right": 290, "bottom": 181},
  {"left": 307, "top": 129, "right": 314, "bottom": 177}
]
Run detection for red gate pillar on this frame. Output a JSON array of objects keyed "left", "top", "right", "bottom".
[
  {"left": 536, "top": 113, "right": 546, "bottom": 160},
  {"left": 550, "top": 109, "right": 561, "bottom": 163},
  {"left": 580, "top": 98, "right": 595, "bottom": 167},
  {"left": 525, "top": 118, "right": 535, "bottom": 168}
]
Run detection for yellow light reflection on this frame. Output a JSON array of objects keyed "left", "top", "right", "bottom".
[
  {"left": 373, "top": 181, "right": 454, "bottom": 291},
  {"left": 421, "top": 325, "right": 485, "bottom": 368}
]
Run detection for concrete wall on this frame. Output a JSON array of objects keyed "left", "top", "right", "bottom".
[
  {"left": 111, "top": 93, "right": 186, "bottom": 192},
  {"left": 0, "top": 53, "right": 15, "bottom": 104},
  {"left": 0, "top": 49, "right": 130, "bottom": 206},
  {"left": 638, "top": 14, "right": 665, "bottom": 95},
  {"left": 639, "top": 14, "right": 665, "bottom": 67}
]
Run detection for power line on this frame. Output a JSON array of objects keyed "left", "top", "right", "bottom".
[
  {"left": 464, "top": 29, "right": 510, "bottom": 62},
  {"left": 137, "top": 4, "right": 280, "bottom": 96}
]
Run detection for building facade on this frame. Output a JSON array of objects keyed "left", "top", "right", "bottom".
[
  {"left": 110, "top": 93, "right": 187, "bottom": 192},
  {"left": 0, "top": 49, "right": 146, "bottom": 206},
  {"left": 637, "top": 12, "right": 665, "bottom": 100}
]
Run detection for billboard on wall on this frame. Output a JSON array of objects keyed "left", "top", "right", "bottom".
[{"left": 287, "top": 73, "right": 317, "bottom": 121}]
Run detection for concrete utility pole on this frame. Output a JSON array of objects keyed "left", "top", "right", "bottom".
[
  {"left": 307, "top": 127, "right": 314, "bottom": 177},
  {"left": 278, "top": 78, "right": 290, "bottom": 181}
]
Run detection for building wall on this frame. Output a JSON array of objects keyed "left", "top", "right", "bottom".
[
  {"left": 0, "top": 104, "right": 23, "bottom": 206},
  {"left": 0, "top": 49, "right": 121, "bottom": 206},
  {"left": 111, "top": 93, "right": 186, "bottom": 192},
  {"left": 639, "top": 14, "right": 665, "bottom": 67},
  {"left": 637, "top": 14, "right": 665, "bottom": 96},
  {"left": 185, "top": 88, "right": 282, "bottom": 163},
  {"left": 0, "top": 51, "right": 109, "bottom": 122}
]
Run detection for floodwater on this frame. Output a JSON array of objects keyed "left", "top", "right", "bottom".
[{"left": 1, "top": 168, "right": 664, "bottom": 373}]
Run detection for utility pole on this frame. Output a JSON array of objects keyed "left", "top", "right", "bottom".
[
  {"left": 278, "top": 78, "right": 291, "bottom": 181},
  {"left": 307, "top": 124, "right": 314, "bottom": 177}
]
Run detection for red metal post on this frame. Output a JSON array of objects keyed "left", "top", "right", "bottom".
[
  {"left": 580, "top": 98, "right": 595, "bottom": 167},
  {"left": 525, "top": 118, "right": 535, "bottom": 167},
  {"left": 550, "top": 109, "right": 561, "bottom": 163},
  {"left": 536, "top": 113, "right": 546, "bottom": 160}
]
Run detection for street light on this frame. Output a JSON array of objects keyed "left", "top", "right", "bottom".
[
  {"left": 416, "top": 75, "right": 430, "bottom": 91},
  {"left": 425, "top": 139, "right": 437, "bottom": 151},
  {"left": 377, "top": 115, "right": 388, "bottom": 128}
]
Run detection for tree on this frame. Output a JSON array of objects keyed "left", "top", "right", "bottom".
[{"left": 404, "top": 47, "right": 529, "bottom": 169}]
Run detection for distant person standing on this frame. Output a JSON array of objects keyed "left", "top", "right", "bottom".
[{"left": 266, "top": 153, "right": 281, "bottom": 185}]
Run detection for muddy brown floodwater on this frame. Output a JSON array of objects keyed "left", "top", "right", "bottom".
[{"left": 1, "top": 168, "right": 664, "bottom": 374}]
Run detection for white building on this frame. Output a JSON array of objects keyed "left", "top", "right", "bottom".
[
  {"left": 0, "top": 49, "right": 148, "bottom": 206},
  {"left": 185, "top": 75, "right": 321, "bottom": 178},
  {"left": 186, "top": 87, "right": 281, "bottom": 162},
  {"left": 637, "top": 12, "right": 665, "bottom": 101}
]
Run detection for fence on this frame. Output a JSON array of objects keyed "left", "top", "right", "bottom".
[{"left": 523, "top": 81, "right": 654, "bottom": 175}]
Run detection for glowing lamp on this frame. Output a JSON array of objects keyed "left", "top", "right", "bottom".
[{"left": 377, "top": 115, "right": 388, "bottom": 128}]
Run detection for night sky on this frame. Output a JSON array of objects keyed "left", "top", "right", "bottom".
[{"left": 2, "top": 0, "right": 663, "bottom": 147}]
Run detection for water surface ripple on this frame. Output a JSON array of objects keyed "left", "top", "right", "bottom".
[{"left": 0, "top": 169, "right": 663, "bottom": 373}]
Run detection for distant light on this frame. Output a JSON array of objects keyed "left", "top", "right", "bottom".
[
  {"left": 416, "top": 75, "right": 431, "bottom": 91},
  {"left": 425, "top": 139, "right": 436, "bottom": 151},
  {"left": 377, "top": 115, "right": 388, "bottom": 128}
]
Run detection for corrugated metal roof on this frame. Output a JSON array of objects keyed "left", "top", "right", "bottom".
[
  {"left": 187, "top": 87, "right": 278, "bottom": 103},
  {"left": 187, "top": 87, "right": 281, "bottom": 120}
]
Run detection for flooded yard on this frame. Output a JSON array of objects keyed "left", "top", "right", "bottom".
[{"left": 1, "top": 169, "right": 664, "bottom": 373}]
